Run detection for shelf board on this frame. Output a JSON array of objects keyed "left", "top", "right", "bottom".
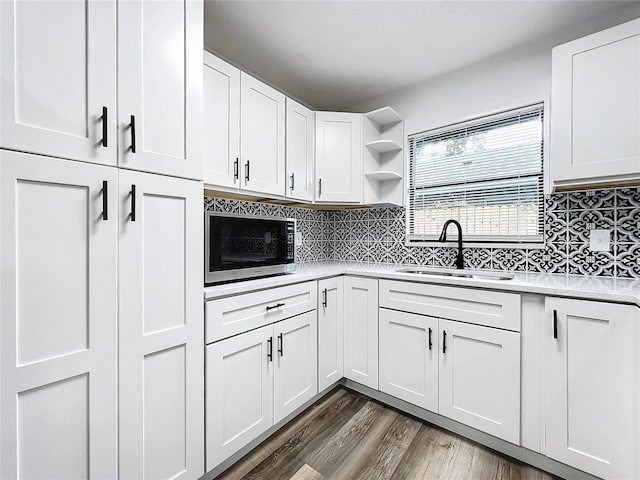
[
  {"left": 365, "top": 106, "right": 403, "bottom": 128},
  {"left": 365, "top": 139, "right": 402, "bottom": 154},
  {"left": 365, "top": 170, "right": 403, "bottom": 181}
]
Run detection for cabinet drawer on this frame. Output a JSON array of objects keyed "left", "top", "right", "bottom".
[
  {"left": 379, "top": 280, "right": 521, "bottom": 331},
  {"left": 206, "top": 281, "right": 317, "bottom": 343}
]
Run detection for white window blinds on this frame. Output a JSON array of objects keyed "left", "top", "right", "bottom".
[{"left": 408, "top": 103, "right": 544, "bottom": 243}]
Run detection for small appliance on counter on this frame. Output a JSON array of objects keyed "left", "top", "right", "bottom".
[{"left": 205, "top": 212, "right": 296, "bottom": 285}]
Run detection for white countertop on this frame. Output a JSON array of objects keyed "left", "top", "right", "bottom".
[{"left": 204, "top": 262, "right": 640, "bottom": 307}]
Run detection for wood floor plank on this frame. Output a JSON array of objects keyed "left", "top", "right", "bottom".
[
  {"left": 332, "top": 412, "right": 422, "bottom": 480},
  {"left": 225, "top": 389, "right": 368, "bottom": 480},
  {"left": 390, "top": 425, "right": 458, "bottom": 480},
  {"left": 216, "top": 388, "right": 560, "bottom": 480},
  {"left": 289, "top": 464, "right": 324, "bottom": 480},
  {"left": 306, "top": 400, "right": 392, "bottom": 477},
  {"left": 219, "top": 388, "right": 350, "bottom": 480}
]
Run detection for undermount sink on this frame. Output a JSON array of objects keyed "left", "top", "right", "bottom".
[{"left": 396, "top": 267, "right": 514, "bottom": 281}]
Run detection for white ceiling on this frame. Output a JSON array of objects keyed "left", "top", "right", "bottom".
[{"left": 204, "top": 1, "right": 639, "bottom": 110}]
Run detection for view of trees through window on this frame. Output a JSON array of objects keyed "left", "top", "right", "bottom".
[{"left": 408, "top": 104, "right": 544, "bottom": 242}]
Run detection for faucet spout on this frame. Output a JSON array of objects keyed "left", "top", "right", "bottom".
[{"left": 438, "top": 219, "right": 464, "bottom": 269}]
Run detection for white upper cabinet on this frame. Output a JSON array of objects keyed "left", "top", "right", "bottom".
[
  {"left": 551, "top": 19, "right": 640, "bottom": 189},
  {"left": 0, "top": 0, "right": 116, "bottom": 166},
  {"left": 0, "top": 151, "right": 118, "bottom": 479},
  {"left": 286, "top": 98, "right": 315, "bottom": 202},
  {"left": 203, "top": 52, "right": 241, "bottom": 189},
  {"left": 240, "top": 73, "right": 286, "bottom": 196},
  {"left": 315, "top": 112, "right": 363, "bottom": 203},
  {"left": 544, "top": 298, "right": 640, "bottom": 480},
  {"left": 118, "top": 0, "right": 203, "bottom": 180}
]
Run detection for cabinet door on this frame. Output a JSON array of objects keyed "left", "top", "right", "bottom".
[
  {"left": 0, "top": 151, "right": 117, "bottom": 479},
  {"left": 438, "top": 319, "right": 520, "bottom": 444},
  {"left": 0, "top": 0, "right": 116, "bottom": 165},
  {"left": 286, "top": 98, "right": 315, "bottom": 202},
  {"left": 240, "top": 72, "right": 286, "bottom": 196},
  {"left": 551, "top": 19, "right": 640, "bottom": 186},
  {"left": 379, "top": 309, "right": 438, "bottom": 412},
  {"left": 274, "top": 311, "right": 318, "bottom": 423},
  {"left": 118, "top": 171, "right": 203, "bottom": 480},
  {"left": 203, "top": 52, "right": 241, "bottom": 189},
  {"left": 343, "top": 276, "right": 378, "bottom": 389},
  {"left": 206, "top": 326, "right": 274, "bottom": 471},
  {"left": 318, "top": 277, "right": 344, "bottom": 391},
  {"left": 118, "top": 0, "right": 203, "bottom": 180},
  {"left": 315, "top": 112, "right": 363, "bottom": 203},
  {"left": 544, "top": 298, "right": 640, "bottom": 479}
]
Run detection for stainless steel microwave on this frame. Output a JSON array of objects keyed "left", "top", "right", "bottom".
[{"left": 205, "top": 212, "right": 296, "bottom": 285}]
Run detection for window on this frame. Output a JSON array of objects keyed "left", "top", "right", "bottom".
[{"left": 407, "top": 103, "right": 544, "bottom": 244}]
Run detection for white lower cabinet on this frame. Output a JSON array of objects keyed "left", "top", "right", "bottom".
[
  {"left": 438, "top": 319, "right": 520, "bottom": 444},
  {"left": 379, "top": 309, "right": 438, "bottom": 412},
  {"left": 206, "top": 325, "right": 274, "bottom": 471},
  {"left": 0, "top": 151, "right": 118, "bottom": 479},
  {"left": 318, "top": 277, "right": 344, "bottom": 391},
  {"left": 118, "top": 171, "right": 204, "bottom": 480},
  {"left": 206, "top": 310, "right": 317, "bottom": 471},
  {"left": 343, "top": 276, "right": 379, "bottom": 389},
  {"left": 543, "top": 298, "right": 640, "bottom": 480}
]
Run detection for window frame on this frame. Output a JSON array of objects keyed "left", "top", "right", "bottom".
[{"left": 405, "top": 102, "right": 546, "bottom": 248}]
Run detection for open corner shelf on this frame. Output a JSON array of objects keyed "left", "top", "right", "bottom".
[
  {"left": 365, "top": 170, "right": 403, "bottom": 181},
  {"left": 365, "top": 139, "right": 402, "bottom": 155},
  {"left": 365, "top": 106, "right": 403, "bottom": 128}
]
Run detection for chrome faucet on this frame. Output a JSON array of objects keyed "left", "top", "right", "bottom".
[{"left": 438, "top": 219, "right": 464, "bottom": 269}]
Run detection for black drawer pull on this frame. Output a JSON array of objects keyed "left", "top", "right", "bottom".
[
  {"left": 265, "top": 302, "right": 285, "bottom": 312},
  {"left": 428, "top": 327, "right": 432, "bottom": 350},
  {"left": 318, "top": 178, "right": 322, "bottom": 197},
  {"left": 267, "top": 337, "right": 273, "bottom": 362},
  {"left": 278, "top": 333, "right": 283, "bottom": 357},
  {"left": 290, "top": 173, "right": 295, "bottom": 192},
  {"left": 245, "top": 160, "right": 250, "bottom": 182},
  {"left": 102, "top": 180, "right": 108, "bottom": 221},
  {"left": 234, "top": 158, "right": 239, "bottom": 180},
  {"left": 442, "top": 330, "right": 447, "bottom": 354},
  {"left": 553, "top": 310, "right": 558, "bottom": 339},
  {"left": 130, "top": 115, "right": 136, "bottom": 153},
  {"left": 101, "top": 106, "right": 108, "bottom": 147},
  {"left": 322, "top": 288, "right": 328, "bottom": 308},
  {"left": 130, "top": 185, "right": 136, "bottom": 221}
]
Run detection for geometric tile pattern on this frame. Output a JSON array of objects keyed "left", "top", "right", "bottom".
[{"left": 205, "top": 186, "right": 640, "bottom": 278}]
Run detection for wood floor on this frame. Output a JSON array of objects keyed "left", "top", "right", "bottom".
[{"left": 218, "top": 387, "right": 559, "bottom": 480}]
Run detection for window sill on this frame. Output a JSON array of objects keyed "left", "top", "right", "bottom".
[{"left": 405, "top": 240, "right": 545, "bottom": 250}]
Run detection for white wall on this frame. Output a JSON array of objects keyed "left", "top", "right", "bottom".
[{"left": 348, "top": 5, "right": 640, "bottom": 137}]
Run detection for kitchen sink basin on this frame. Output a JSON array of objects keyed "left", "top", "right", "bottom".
[{"left": 396, "top": 267, "right": 514, "bottom": 281}]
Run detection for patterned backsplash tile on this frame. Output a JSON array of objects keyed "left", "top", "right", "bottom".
[{"left": 204, "top": 186, "right": 640, "bottom": 278}]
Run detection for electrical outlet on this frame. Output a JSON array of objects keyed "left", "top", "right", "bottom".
[
  {"left": 589, "top": 229, "right": 611, "bottom": 252},
  {"left": 295, "top": 231, "right": 302, "bottom": 247}
]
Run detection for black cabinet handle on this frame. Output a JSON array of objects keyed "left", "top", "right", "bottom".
[
  {"left": 442, "top": 330, "right": 447, "bottom": 354},
  {"left": 101, "top": 180, "right": 108, "bottom": 221},
  {"left": 265, "top": 302, "right": 285, "bottom": 312},
  {"left": 130, "top": 115, "right": 136, "bottom": 153},
  {"left": 267, "top": 337, "right": 273, "bottom": 362},
  {"left": 245, "top": 160, "right": 250, "bottom": 182},
  {"left": 101, "top": 106, "right": 108, "bottom": 147},
  {"left": 234, "top": 158, "right": 239, "bottom": 180},
  {"left": 290, "top": 173, "right": 295, "bottom": 192},
  {"left": 428, "top": 327, "right": 432, "bottom": 350},
  {"left": 130, "top": 185, "right": 136, "bottom": 222},
  {"left": 553, "top": 310, "right": 558, "bottom": 339},
  {"left": 318, "top": 178, "right": 322, "bottom": 197},
  {"left": 322, "top": 288, "right": 328, "bottom": 308},
  {"left": 278, "top": 333, "right": 283, "bottom": 357}
]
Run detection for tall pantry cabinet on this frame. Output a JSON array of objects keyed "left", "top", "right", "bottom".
[{"left": 0, "top": 1, "right": 204, "bottom": 479}]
